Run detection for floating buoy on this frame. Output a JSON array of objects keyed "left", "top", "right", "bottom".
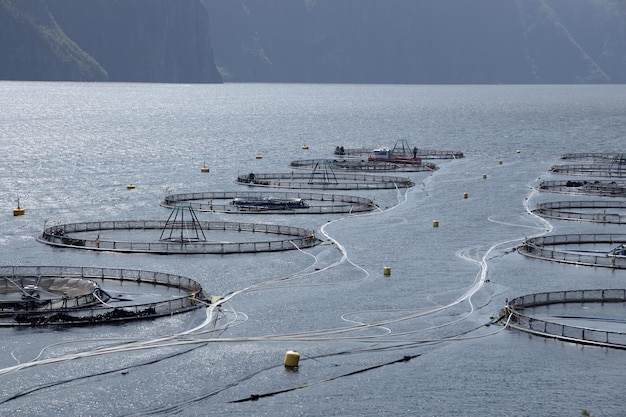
[
  {"left": 516, "top": 150, "right": 521, "bottom": 154},
  {"left": 127, "top": 183, "right": 136, "bottom": 190},
  {"left": 383, "top": 266, "right": 391, "bottom": 276},
  {"left": 463, "top": 192, "right": 468, "bottom": 199},
  {"left": 498, "top": 160, "right": 503, "bottom": 165},
  {"left": 482, "top": 174, "right": 487, "bottom": 179},
  {"left": 256, "top": 155, "right": 263, "bottom": 159},
  {"left": 302, "top": 144, "right": 309, "bottom": 150},
  {"left": 284, "top": 350, "right": 300, "bottom": 368},
  {"left": 433, "top": 220, "right": 439, "bottom": 228},
  {"left": 13, "top": 198, "right": 24, "bottom": 216},
  {"left": 201, "top": 162, "right": 210, "bottom": 173}
]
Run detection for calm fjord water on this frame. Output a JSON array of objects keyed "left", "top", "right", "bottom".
[{"left": 1, "top": 82, "right": 626, "bottom": 416}]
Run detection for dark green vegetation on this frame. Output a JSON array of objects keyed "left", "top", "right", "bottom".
[{"left": 1, "top": 0, "right": 625, "bottom": 83}]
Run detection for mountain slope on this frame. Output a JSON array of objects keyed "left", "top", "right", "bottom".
[
  {"left": 0, "top": 0, "right": 107, "bottom": 81},
  {"left": 0, "top": 0, "right": 222, "bottom": 83},
  {"left": 204, "top": 0, "right": 626, "bottom": 83}
]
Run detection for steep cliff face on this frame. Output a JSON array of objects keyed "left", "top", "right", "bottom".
[
  {"left": 2, "top": 0, "right": 625, "bottom": 84},
  {"left": 543, "top": 0, "right": 626, "bottom": 83},
  {"left": 0, "top": 0, "right": 108, "bottom": 81},
  {"left": 47, "top": 0, "right": 222, "bottom": 83},
  {"left": 204, "top": 0, "right": 626, "bottom": 84},
  {"left": 514, "top": 0, "right": 610, "bottom": 83},
  {"left": 0, "top": 0, "right": 222, "bottom": 83}
]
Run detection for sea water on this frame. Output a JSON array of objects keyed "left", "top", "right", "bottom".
[{"left": 0, "top": 82, "right": 625, "bottom": 416}]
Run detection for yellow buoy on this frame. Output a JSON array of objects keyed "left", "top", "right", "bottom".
[
  {"left": 383, "top": 266, "right": 391, "bottom": 276},
  {"left": 482, "top": 174, "right": 487, "bottom": 179},
  {"left": 201, "top": 162, "right": 210, "bottom": 173},
  {"left": 463, "top": 192, "right": 468, "bottom": 199},
  {"left": 433, "top": 220, "right": 439, "bottom": 227},
  {"left": 256, "top": 155, "right": 263, "bottom": 159},
  {"left": 13, "top": 199, "right": 25, "bottom": 216},
  {"left": 127, "top": 183, "right": 136, "bottom": 190},
  {"left": 302, "top": 144, "right": 309, "bottom": 150},
  {"left": 284, "top": 350, "right": 300, "bottom": 368},
  {"left": 498, "top": 160, "right": 503, "bottom": 165}
]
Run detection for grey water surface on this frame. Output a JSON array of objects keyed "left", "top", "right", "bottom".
[{"left": 1, "top": 82, "right": 625, "bottom": 416}]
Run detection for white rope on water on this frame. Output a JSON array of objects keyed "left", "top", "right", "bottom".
[{"left": 0, "top": 172, "right": 527, "bottom": 375}]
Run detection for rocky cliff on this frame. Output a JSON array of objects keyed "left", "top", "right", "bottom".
[
  {"left": 0, "top": 0, "right": 107, "bottom": 81},
  {"left": 0, "top": 0, "right": 222, "bottom": 83},
  {"left": 204, "top": 0, "right": 626, "bottom": 84},
  {"left": 2, "top": 0, "right": 625, "bottom": 84}
]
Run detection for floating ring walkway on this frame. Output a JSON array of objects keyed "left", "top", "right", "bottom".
[
  {"left": 334, "top": 146, "right": 464, "bottom": 160},
  {"left": 560, "top": 152, "right": 626, "bottom": 163},
  {"left": 38, "top": 219, "right": 320, "bottom": 254},
  {"left": 519, "top": 233, "right": 626, "bottom": 268},
  {"left": 0, "top": 265, "right": 208, "bottom": 326},
  {"left": 538, "top": 179, "right": 626, "bottom": 197},
  {"left": 500, "top": 289, "right": 626, "bottom": 349},
  {"left": 236, "top": 172, "right": 414, "bottom": 190},
  {"left": 289, "top": 158, "right": 438, "bottom": 173},
  {"left": 161, "top": 191, "right": 377, "bottom": 214},
  {"left": 549, "top": 163, "right": 626, "bottom": 177},
  {"left": 533, "top": 200, "right": 626, "bottom": 224}
]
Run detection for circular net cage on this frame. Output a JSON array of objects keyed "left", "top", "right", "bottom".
[
  {"left": 38, "top": 220, "right": 320, "bottom": 254},
  {"left": 549, "top": 161, "right": 626, "bottom": 177},
  {"left": 0, "top": 266, "right": 209, "bottom": 327},
  {"left": 533, "top": 200, "right": 626, "bottom": 224},
  {"left": 538, "top": 180, "right": 626, "bottom": 197},
  {"left": 161, "top": 190, "right": 377, "bottom": 215},
  {"left": 290, "top": 158, "right": 438, "bottom": 173},
  {"left": 518, "top": 233, "right": 626, "bottom": 268},
  {"left": 235, "top": 171, "right": 414, "bottom": 190},
  {"left": 560, "top": 152, "right": 626, "bottom": 163},
  {"left": 500, "top": 289, "right": 626, "bottom": 349},
  {"left": 333, "top": 143, "right": 464, "bottom": 160}
]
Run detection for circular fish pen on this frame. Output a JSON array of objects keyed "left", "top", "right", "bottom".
[
  {"left": 236, "top": 172, "right": 414, "bottom": 190},
  {"left": 500, "top": 289, "right": 626, "bottom": 349},
  {"left": 161, "top": 191, "right": 377, "bottom": 214},
  {"left": 538, "top": 179, "right": 626, "bottom": 197},
  {"left": 289, "top": 158, "right": 438, "bottom": 172},
  {"left": 560, "top": 152, "right": 626, "bottom": 163},
  {"left": 518, "top": 233, "right": 626, "bottom": 268},
  {"left": 37, "top": 206, "right": 320, "bottom": 254},
  {"left": 549, "top": 162, "right": 626, "bottom": 177},
  {"left": 0, "top": 266, "right": 208, "bottom": 327},
  {"left": 533, "top": 200, "right": 626, "bottom": 224},
  {"left": 38, "top": 220, "right": 320, "bottom": 254},
  {"left": 334, "top": 146, "right": 464, "bottom": 160}
]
